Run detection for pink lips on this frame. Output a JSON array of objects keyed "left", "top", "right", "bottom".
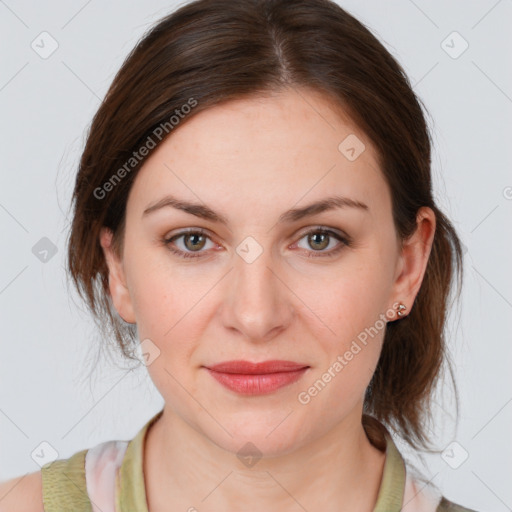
[{"left": 204, "top": 360, "right": 309, "bottom": 395}]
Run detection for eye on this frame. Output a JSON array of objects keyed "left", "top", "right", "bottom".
[
  {"left": 294, "top": 227, "right": 350, "bottom": 258},
  {"left": 164, "top": 229, "right": 217, "bottom": 259},
  {"left": 163, "top": 227, "right": 351, "bottom": 260}
]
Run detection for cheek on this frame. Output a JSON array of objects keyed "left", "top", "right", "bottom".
[
  {"left": 127, "top": 252, "right": 202, "bottom": 336},
  {"left": 293, "top": 256, "right": 388, "bottom": 398},
  {"left": 126, "top": 265, "right": 198, "bottom": 373},
  {"left": 297, "top": 257, "right": 390, "bottom": 342}
]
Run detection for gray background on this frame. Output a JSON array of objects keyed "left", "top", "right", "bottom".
[{"left": 0, "top": 1, "right": 511, "bottom": 510}]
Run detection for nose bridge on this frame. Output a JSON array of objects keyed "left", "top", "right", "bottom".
[{"left": 223, "top": 236, "right": 290, "bottom": 341}]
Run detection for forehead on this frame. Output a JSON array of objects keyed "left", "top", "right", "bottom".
[{"left": 126, "top": 87, "right": 389, "bottom": 222}]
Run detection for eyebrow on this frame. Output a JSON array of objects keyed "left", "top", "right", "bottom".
[{"left": 142, "top": 194, "right": 369, "bottom": 224}]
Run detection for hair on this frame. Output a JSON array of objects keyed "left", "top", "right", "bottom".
[{"left": 66, "top": 0, "right": 464, "bottom": 452}]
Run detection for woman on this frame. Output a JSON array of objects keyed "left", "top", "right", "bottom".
[{"left": 0, "top": 0, "right": 477, "bottom": 510}]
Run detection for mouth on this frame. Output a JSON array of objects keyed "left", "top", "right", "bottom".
[{"left": 203, "top": 360, "right": 310, "bottom": 395}]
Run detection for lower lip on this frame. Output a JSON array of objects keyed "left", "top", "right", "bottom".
[{"left": 205, "top": 368, "right": 308, "bottom": 395}]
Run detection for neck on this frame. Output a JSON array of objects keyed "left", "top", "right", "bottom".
[{"left": 144, "top": 406, "right": 387, "bottom": 511}]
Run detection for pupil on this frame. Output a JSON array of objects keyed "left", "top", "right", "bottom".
[
  {"left": 310, "top": 233, "right": 328, "bottom": 250},
  {"left": 186, "top": 234, "right": 204, "bottom": 250}
]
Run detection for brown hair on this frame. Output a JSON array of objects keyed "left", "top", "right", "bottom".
[{"left": 66, "top": 0, "right": 464, "bottom": 451}]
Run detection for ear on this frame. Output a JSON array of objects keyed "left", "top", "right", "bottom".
[
  {"left": 390, "top": 207, "right": 436, "bottom": 318},
  {"left": 99, "top": 227, "right": 136, "bottom": 324}
]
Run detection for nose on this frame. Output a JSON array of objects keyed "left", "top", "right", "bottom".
[{"left": 220, "top": 245, "right": 293, "bottom": 344}]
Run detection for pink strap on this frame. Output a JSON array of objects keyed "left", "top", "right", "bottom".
[
  {"left": 402, "top": 468, "right": 442, "bottom": 511},
  {"left": 84, "top": 440, "right": 129, "bottom": 512}
]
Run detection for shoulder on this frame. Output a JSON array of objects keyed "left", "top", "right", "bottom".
[
  {"left": 0, "top": 448, "right": 90, "bottom": 512},
  {"left": 0, "top": 471, "right": 44, "bottom": 512}
]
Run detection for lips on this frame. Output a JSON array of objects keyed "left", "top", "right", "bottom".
[
  {"left": 206, "top": 360, "right": 309, "bottom": 374},
  {"left": 204, "top": 360, "right": 310, "bottom": 395}
]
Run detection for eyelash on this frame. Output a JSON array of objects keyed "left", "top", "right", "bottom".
[{"left": 163, "top": 227, "right": 351, "bottom": 260}]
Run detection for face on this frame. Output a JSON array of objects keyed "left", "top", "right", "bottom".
[{"left": 100, "top": 87, "right": 433, "bottom": 456}]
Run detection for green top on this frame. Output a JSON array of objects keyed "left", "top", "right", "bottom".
[{"left": 41, "top": 410, "right": 477, "bottom": 511}]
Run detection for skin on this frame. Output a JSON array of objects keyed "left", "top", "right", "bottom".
[{"left": 100, "top": 86, "right": 435, "bottom": 511}]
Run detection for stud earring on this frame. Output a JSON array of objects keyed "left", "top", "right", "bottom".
[{"left": 396, "top": 303, "right": 407, "bottom": 318}]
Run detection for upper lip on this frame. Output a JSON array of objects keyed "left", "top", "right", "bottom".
[{"left": 206, "top": 360, "right": 309, "bottom": 374}]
